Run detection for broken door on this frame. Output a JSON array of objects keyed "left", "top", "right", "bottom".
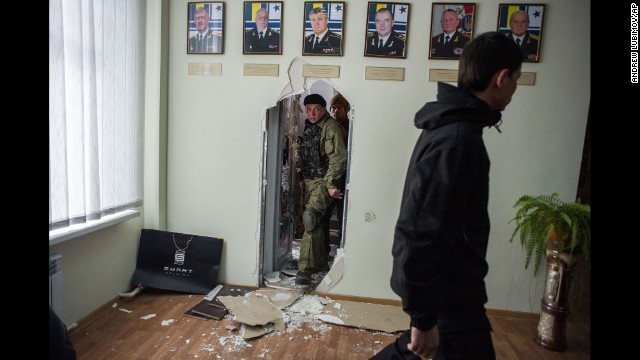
[{"left": 260, "top": 95, "right": 300, "bottom": 277}]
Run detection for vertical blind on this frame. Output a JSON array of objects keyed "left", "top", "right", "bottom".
[{"left": 49, "top": 0, "right": 145, "bottom": 231}]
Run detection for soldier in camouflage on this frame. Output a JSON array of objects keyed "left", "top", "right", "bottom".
[{"left": 296, "top": 94, "right": 347, "bottom": 285}]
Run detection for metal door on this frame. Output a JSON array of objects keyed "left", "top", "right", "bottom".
[{"left": 260, "top": 95, "right": 300, "bottom": 279}]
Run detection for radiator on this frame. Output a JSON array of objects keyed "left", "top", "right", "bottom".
[{"left": 49, "top": 254, "right": 63, "bottom": 317}]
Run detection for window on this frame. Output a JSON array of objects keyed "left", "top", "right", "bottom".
[{"left": 49, "top": 0, "right": 146, "bottom": 232}]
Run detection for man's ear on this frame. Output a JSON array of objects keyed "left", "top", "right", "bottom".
[{"left": 494, "top": 69, "right": 510, "bottom": 89}]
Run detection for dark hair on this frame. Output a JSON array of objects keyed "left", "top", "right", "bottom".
[{"left": 458, "top": 31, "right": 523, "bottom": 92}]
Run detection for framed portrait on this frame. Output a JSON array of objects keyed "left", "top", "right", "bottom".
[
  {"left": 187, "top": 2, "right": 225, "bottom": 54},
  {"left": 302, "top": 2, "right": 345, "bottom": 56},
  {"left": 243, "top": 2, "right": 283, "bottom": 55},
  {"left": 364, "top": 2, "right": 410, "bottom": 59},
  {"left": 428, "top": 3, "right": 476, "bottom": 60},
  {"left": 497, "top": 4, "right": 545, "bottom": 62}
]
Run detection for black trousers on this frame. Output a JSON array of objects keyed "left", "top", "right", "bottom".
[
  {"left": 49, "top": 306, "right": 77, "bottom": 360},
  {"left": 371, "top": 327, "right": 496, "bottom": 360}
]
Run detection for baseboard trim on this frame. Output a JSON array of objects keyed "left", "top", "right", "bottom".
[{"left": 486, "top": 308, "right": 540, "bottom": 319}]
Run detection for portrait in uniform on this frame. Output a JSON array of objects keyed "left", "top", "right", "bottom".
[
  {"left": 302, "top": 3, "right": 345, "bottom": 56},
  {"left": 497, "top": 4, "right": 545, "bottom": 63},
  {"left": 364, "top": 4, "right": 410, "bottom": 59},
  {"left": 428, "top": 4, "right": 476, "bottom": 60},
  {"left": 187, "top": 2, "right": 224, "bottom": 54},
  {"left": 243, "top": 2, "right": 283, "bottom": 55}
]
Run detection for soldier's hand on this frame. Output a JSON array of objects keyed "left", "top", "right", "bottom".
[{"left": 328, "top": 188, "right": 343, "bottom": 199}]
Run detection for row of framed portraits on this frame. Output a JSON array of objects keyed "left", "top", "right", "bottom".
[{"left": 188, "top": 2, "right": 545, "bottom": 62}]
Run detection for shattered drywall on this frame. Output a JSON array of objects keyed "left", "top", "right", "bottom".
[
  {"left": 217, "top": 288, "right": 407, "bottom": 339},
  {"left": 218, "top": 292, "right": 283, "bottom": 326},
  {"left": 315, "top": 248, "right": 345, "bottom": 292},
  {"left": 320, "top": 300, "right": 410, "bottom": 333}
]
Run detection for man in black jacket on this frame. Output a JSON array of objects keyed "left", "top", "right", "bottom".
[
  {"left": 505, "top": 10, "right": 540, "bottom": 62},
  {"left": 430, "top": 9, "right": 469, "bottom": 58},
  {"left": 189, "top": 7, "right": 222, "bottom": 53},
  {"left": 244, "top": 8, "right": 280, "bottom": 53},
  {"left": 303, "top": 7, "right": 342, "bottom": 55},
  {"left": 373, "top": 32, "right": 523, "bottom": 360},
  {"left": 365, "top": 8, "right": 405, "bottom": 58}
]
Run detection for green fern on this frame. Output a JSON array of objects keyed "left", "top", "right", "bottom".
[{"left": 508, "top": 193, "right": 590, "bottom": 276}]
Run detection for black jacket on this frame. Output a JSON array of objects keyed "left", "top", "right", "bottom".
[
  {"left": 303, "top": 31, "right": 342, "bottom": 55},
  {"left": 365, "top": 30, "right": 405, "bottom": 57},
  {"left": 506, "top": 31, "right": 539, "bottom": 61},
  {"left": 430, "top": 30, "right": 470, "bottom": 58},
  {"left": 390, "top": 82, "right": 501, "bottom": 333},
  {"left": 244, "top": 28, "right": 280, "bottom": 53}
]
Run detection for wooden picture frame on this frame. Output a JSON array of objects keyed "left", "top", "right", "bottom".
[
  {"left": 187, "top": 2, "right": 225, "bottom": 54},
  {"left": 497, "top": 3, "right": 545, "bottom": 62},
  {"left": 302, "top": 2, "right": 345, "bottom": 56},
  {"left": 428, "top": 3, "right": 476, "bottom": 60},
  {"left": 243, "top": 2, "right": 283, "bottom": 55},
  {"left": 363, "top": 2, "right": 410, "bottom": 59}
]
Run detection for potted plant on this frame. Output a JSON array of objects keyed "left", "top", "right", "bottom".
[
  {"left": 508, "top": 192, "right": 590, "bottom": 352},
  {"left": 509, "top": 192, "right": 590, "bottom": 276}
]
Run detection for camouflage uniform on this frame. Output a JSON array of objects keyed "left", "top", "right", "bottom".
[{"left": 298, "top": 112, "right": 347, "bottom": 273}]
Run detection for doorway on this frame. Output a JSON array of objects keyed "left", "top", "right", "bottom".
[{"left": 259, "top": 80, "right": 353, "bottom": 290}]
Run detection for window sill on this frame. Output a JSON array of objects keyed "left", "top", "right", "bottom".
[{"left": 49, "top": 209, "right": 140, "bottom": 246}]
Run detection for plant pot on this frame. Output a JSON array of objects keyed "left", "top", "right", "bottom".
[{"left": 534, "top": 240, "right": 580, "bottom": 352}]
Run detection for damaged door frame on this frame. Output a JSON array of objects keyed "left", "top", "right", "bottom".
[{"left": 257, "top": 57, "right": 354, "bottom": 290}]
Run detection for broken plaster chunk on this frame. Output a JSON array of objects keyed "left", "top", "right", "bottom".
[
  {"left": 333, "top": 302, "right": 341, "bottom": 309},
  {"left": 112, "top": 303, "right": 118, "bottom": 308},
  {"left": 281, "top": 269, "right": 298, "bottom": 277},
  {"left": 317, "top": 314, "right": 345, "bottom": 325},
  {"left": 119, "top": 308, "right": 132, "bottom": 313},
  {"left": 140, "top": 313, "right": 156, "bottom": 320},
  {"left": 161, "top": 319, "right": 175, "bottom": 326},
  {"left": 242, "top": 323, "right": 275, "bottom": 339},
  {"left": 263, "top": 271, "right": 281, "bottom": 283},
  {"left": 218, "top": 293, "right": 283, "bottom": 326},
  {"left": 319, "top": 296, "right": 333, "bottom": 305}
]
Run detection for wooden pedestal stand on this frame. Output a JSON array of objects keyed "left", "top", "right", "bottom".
[{"left": 535, "top": 241, "right": 579, "bottom": 352}]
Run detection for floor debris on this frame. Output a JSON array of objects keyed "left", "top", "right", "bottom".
[
  {"left": 218, "top": 292, "right": 283, "bottom": 326},
  {"left": 320, "top": 300, "right": 410, "bottom": 333}
]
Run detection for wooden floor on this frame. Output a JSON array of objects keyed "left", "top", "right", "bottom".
[{"left": 68, "top": 289, "right": 590, "bottom": 360}]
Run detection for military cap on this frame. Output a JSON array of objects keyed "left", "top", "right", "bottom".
[
  {"left": 304, "top": 94, "right": 326, "bottom": 108},
  {"left": 330, "top": 94, "right": 350, "bottom": 110}
]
